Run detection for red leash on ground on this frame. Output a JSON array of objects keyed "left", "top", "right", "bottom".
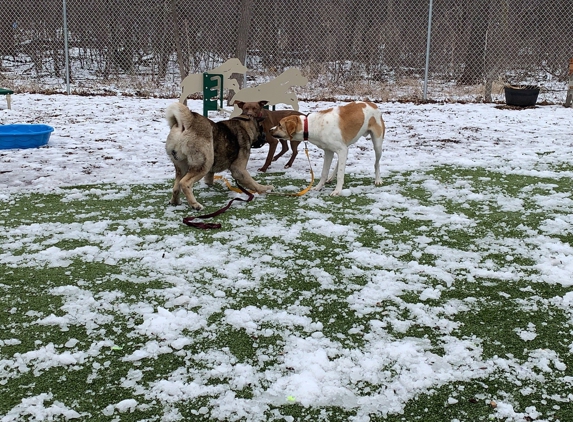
[{"left": 182, "top": 181, "right": 254, "bottom": 229}]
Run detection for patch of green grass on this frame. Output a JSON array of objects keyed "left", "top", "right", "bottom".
[{"left": 1, "top": 166, "right": 572, "bottom": 421}]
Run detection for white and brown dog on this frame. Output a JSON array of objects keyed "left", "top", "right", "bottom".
[{"left": 270, "top": 101, "right": 385, "bottom": 195}]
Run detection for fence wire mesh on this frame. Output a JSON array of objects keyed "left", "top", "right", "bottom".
[{"left": 0, "top": 0, "right": 571, "bottom": 103}]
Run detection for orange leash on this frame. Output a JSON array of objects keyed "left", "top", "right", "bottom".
[
  {"left": 269, "top": 143, "right": 314, "bottom": 197},
  {"left": 213, "top": 175, "right": 253, "bottom": 194}
]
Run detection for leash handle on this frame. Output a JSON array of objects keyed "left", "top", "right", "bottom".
[{"left": 182, "top": 181, "right": 254, "bottom": 229}]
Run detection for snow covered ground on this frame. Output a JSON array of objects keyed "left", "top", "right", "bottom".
[
  {"left": 1, "top": 94, "right": 571, "bottom": 193},
  {"left": 1, "top": 95, "right": 572, "bottom": 421}
]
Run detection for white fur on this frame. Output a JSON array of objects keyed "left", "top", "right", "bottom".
[{"left": 271, "top": 101, "right": 385, "bottom": 196}]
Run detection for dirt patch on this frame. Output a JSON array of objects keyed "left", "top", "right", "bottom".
[{"left": 495, "top": 104, "right": 538, "bottom": 111}]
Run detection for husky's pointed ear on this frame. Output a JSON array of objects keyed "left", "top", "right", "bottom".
[{"left": 259, "top": 100, "right": 269, "bottom": 108}]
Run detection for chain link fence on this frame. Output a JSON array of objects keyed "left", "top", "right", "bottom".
[{"left": 0, "top": 0, "right": 571, "bottom": 103}]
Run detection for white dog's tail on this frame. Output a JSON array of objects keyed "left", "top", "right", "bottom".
[{"left": 166, "top": 102, "right": 195, "bottom": 131}]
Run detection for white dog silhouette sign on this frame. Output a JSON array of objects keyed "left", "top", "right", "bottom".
[{"left": 179, "top": 58, "right": 307, "bottom": 117}]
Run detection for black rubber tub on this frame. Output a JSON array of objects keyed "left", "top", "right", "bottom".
[{"left": 504, "top": 85, "right": 540, "bottom": 107}]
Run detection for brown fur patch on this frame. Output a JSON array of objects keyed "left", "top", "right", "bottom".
[
  {"left": 284, "top": 116, "right": 302, "bottom": 139},
  {"left": 338, "top": 102, "right": 368, "bottom": 144},
  {"left": 368, "top": 116, "right": 384, "bottom": 139}
]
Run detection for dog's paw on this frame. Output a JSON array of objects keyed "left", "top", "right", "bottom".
[
  {"left": 169, "top": 199, "right": 181, "bottom": 206},
  {"left": 191, "top": 203, "right": 204, "bottom": 211},
  {"left": 374, "top": 179, "right": 382, "bottom": 185},
  {"left": 258, "top": 166, "right": 268, "bottom": 173},
  {"left": 258, "top": 185, "right": 273, "bottom": 193},
  {"left": 204, "top": 174, "right": 215, "bottom": 185}
]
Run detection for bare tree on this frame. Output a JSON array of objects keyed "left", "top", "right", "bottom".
[
  {"left": 458, "top": 0, "right": 491, "bottom": 85},
  {"left": 232, "top": 0, "right": 254, "bottom": 92},
  {"left": 170, "top": 0, "right": 187, "bottom": 82}
]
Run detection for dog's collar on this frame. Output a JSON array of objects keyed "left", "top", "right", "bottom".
[{"left": 303, "top": 115, "right": 309, "bottom": 140}]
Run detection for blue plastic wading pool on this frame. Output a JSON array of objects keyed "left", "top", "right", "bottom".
[{"left": 0, "top": 124, "right": 54, "bottom": 149}]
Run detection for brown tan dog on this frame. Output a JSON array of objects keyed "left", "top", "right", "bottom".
[
  {"left": 235, "top": 101, "right": 304, "bottom": 172},
  {"left": 165, "top": 102, "right": 272, "bottom": 210}
]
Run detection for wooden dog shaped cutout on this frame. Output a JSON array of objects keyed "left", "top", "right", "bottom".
[
  {"left": 179, "top": 58, "right": 248, "bottom": 103},
  {"left": 229, "top": 68, "right": 308, "bottom": 117}
]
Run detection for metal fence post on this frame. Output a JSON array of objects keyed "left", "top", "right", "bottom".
[
  {"left": 565, "top": 58, "right": 573, "bottom": 107},
  {"left": 423, "top": 0, "right": 433, "bottom": 101},
  {"left": 62, "top": 0, "right": 70, "bottom": 94}
]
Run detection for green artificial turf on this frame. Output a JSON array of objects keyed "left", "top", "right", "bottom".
[{"left": 0, "top": 165, "right": 572, "bottom": 421}]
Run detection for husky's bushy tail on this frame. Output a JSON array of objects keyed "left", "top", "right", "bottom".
[{"left": 166, "top": 102, "right": 195, "bottom": 131}]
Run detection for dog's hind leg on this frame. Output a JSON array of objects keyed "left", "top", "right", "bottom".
[
  {"left": 330, "top": 148, "right": 348, "bottom": 196},
  {"left": 372, "top": 135, "right": 384, "bottom": 185},
  {"left": 259, "top": 137, "right": 278, "bottom": 172},
  {"left": 169, "top": 166, "right": 184, "bottom": 205},
  {"left": 230, "top": 164, "right": 273, "bottom": 194},
  {"left": 367, "top": 113, "right": 385, "bottom": 186},
  {"left": 283, "top": 140, "right": 301, "bottom": 169},
  {"left": 203, "top": 172, "right": 215, "bottom": 185},
  {"left": 326, "top": 160, "right": 339, "bottom": 184},
  {"left": 313, "top": 149, "right": 335, "bottom": 192},
  {"left": 272, "top": 139, "right": 289, "bottom": 161},
  {"left": 180, "top": 171, "right": 208, "bottom": 210},
  {"left": 231, "top": 169, "right": 273, "bottom": 194}
]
